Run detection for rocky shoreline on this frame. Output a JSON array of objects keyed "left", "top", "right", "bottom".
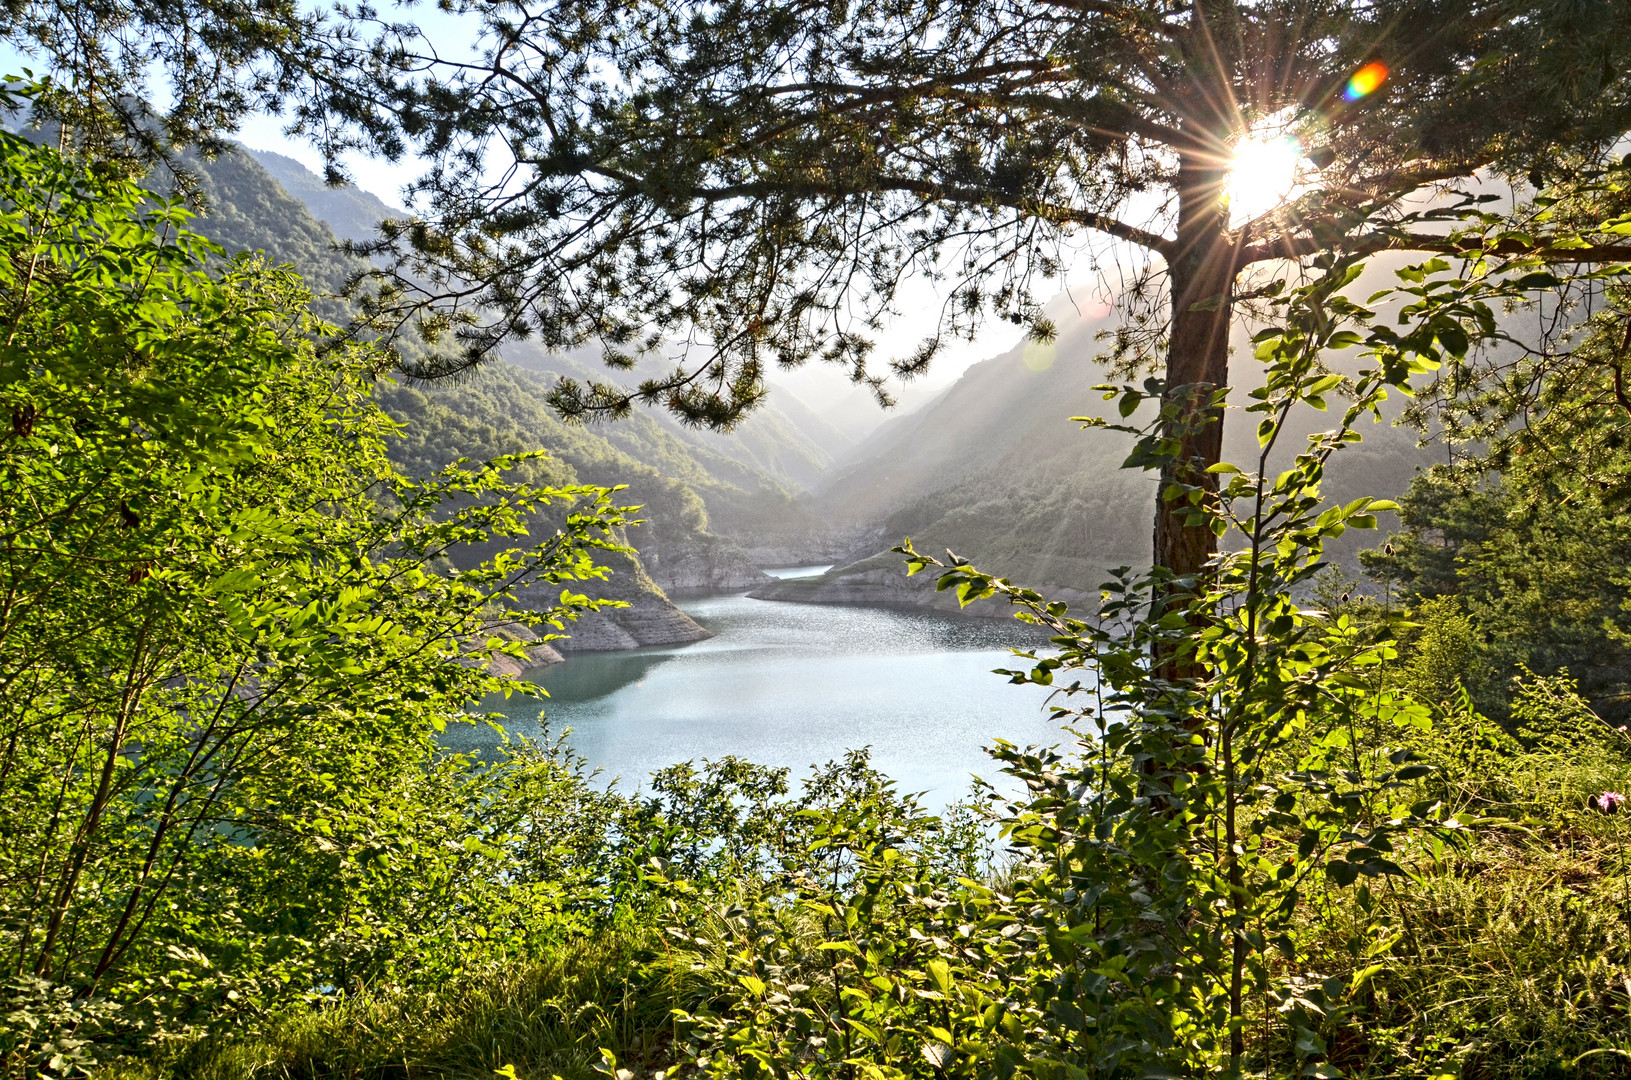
[
  {"left": 484, "top": 535, "right": 1103, "bottom": 681},
  {"left": 747, "top": 549, "right": 1095, "bottom": 618},
  {"left": 639, "top": 534, "right": 774, "bottom": 593}
]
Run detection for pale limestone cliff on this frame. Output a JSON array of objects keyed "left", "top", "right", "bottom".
[
  {"left": 639, "top": 535, "right": 773, "bottom": 593},
  {"left": 511, "top": 549, "right": 712, "bottom": 658},
  {"left": 480, "top": 621, "right": 569, "bottom": 677},
  {"left": 552, "top": 592, "right": 711, "bottom": 653}
]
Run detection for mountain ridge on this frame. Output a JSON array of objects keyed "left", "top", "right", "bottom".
[
  {"left": 195, "top": 139, "right": 1438, "bottom": 627},
  {"left": 178, "top": 143, "right": 814, "bottom": 654}
]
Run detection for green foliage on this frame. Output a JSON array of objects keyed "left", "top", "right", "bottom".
[
  {"left": 0, "top": 130, "right": 635, "bottom": 1069},
  {"left": 92, "top": 751, "right": 990, "bottom": 1079},
  {"left": 129, "top": 690, "right": 1631, "bottom": 1080},
  {"left": 143, "top": 931, "right": 673, "bottom": 1080},
  {"left": 1364, "top": 463, "right": 1631, "bottom": 719},
  {"left": 863, "top": 200, "right": 1629, "bottom": 1077},
  {"left": 6, "top": 76, "right": 1631, "bottom": 1080},
  {"left": 1365, "top": 164, "right": 1631, "bottom": 721},
  {"left": 1399, "top": 597, "right": 1478, "bottom": 709},
  {"left": 889, "top": 243, "right": 1453, "bottom": 1078},
  {"left": 1298, "top": 668, "right": 1631, "bottom": 1078}
]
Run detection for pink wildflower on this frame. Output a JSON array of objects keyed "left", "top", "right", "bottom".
[{"left": 1592, "top": 792, "right": 1626, "bottom": 814}]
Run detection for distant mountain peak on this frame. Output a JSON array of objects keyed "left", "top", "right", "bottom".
[{"left": 244, "top": 146, "right": 405, "bottom": 243}]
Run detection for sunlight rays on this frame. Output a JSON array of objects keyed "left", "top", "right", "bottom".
[{"left": 1225, "top": 124, "right": 1305, "bottom": 228}]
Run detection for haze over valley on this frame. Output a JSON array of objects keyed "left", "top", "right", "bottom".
[{"left": 207, "top": 142, "right": 1434, "bottom": 654}]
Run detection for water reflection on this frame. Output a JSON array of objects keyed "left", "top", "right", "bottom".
[
  {"left": 453, "top": 592, "right": 1076, "bottom": 806},
  {"left": 533, "top": 649, "right": 677, "bottom": 703}
]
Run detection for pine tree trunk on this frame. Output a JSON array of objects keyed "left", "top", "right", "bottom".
[{"left": 1153, "top": 153, "right": 1236, "bottom": 595}]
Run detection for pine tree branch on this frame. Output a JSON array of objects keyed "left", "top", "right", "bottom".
[
  {"left": 1236, "top": 232, "right": 1631, "bottom": 269},
  {"left": 564, "top": 162, "right": 1177, "bottom": 256},
  {"left": 1034, "top": 0, "right": 1186, "bottom": 34}
]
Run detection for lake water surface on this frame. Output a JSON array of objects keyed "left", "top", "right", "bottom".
[{"left": 453, "top": 589, "right": 1076, "bottom": 804}]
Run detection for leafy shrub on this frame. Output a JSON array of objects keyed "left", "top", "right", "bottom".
[{"left": 0, "top": 129, "right": 634, "bottom": 1071}]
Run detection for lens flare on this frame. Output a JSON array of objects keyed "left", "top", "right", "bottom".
[{"left": 1344, "top": 61, "right": 1389, "bottom": 102}]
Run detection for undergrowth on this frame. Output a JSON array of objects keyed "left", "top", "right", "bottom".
[
  {"left": 114, "top": 712, "right": 1631, "bottom": 1080},
  {"left": 106, "top": 931, "right": 673, "bottom": 1080}
]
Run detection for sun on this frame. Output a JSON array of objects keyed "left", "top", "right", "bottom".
[{"left": 1225, "top": 129, "right": 1305, "bottom": 227}]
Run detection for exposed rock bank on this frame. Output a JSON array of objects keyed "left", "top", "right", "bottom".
[
  {"left": 511, "top": 565, "right": 712, "bottom": 657},
  {"left": 641, "top": 535, "right": 773, "bottom": 593},
  {"left": 480, "top": 621, "right": 569, "bottom": 677},
  {"left": 747, "top": 550, "right": 1095, "bottom": 617},
  {"left": 726, "top": 523, "right": 877, "bottom": 570},
  {"left": 557, "top": 591, "right": 712, "bottom": 653}
]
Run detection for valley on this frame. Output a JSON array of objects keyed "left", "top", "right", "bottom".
[
  {"left": 8, "top": 4, "right": 1628, "bottom": 1071},
  {"left": 191, "top": 143, "right": 1436, "bottom": 658}
]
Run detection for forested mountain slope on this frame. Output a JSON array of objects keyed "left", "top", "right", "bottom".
[
  {"left": 249, "top": 148, "right": 857, "bottom": 515},
  {"left": 172, "top": 144, "right": 818, "bottom": 651},
  {"left": 191, "top": 145, "right": 837, "bottom": 537},
  {"left": 763, "top": 283, "right": 1434, "bottom": 610},
  {"left": 377, "top": 364, "right": 787, "bottom": 594},
  {"left": 502, "top": 342, "right": 844, "bottom": 547},
  {"left": 252, "top": 148, "right": 404, "bottom": 244},
  {"left": 183, "top": 141, "right": 1434, "bottom": 623}
]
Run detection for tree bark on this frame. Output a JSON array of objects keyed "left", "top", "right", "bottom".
[{"left": 1153, "top": 151, "right": 1237, "bottom": 593}]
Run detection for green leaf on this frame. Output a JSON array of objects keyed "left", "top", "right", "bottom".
[
  {"left": 845, "top": 1018, "right": 883, "bottom": 1043},
  {"left": 1326, "top": 860, "right": 1360, "bottom": 887}
]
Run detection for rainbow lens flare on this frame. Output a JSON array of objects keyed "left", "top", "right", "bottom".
[{"left": 1344, "top": 61, "right": 1389, "bottom": 102}]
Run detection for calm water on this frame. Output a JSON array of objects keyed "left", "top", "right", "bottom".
[{"left": 452, "top": 590, "right": 1077, "bottom": 804}]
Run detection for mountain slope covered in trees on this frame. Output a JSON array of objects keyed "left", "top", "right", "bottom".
[
  {"left": 185, "top": 142, "right": 1434, "bottom": 624},
  {"left": 248, "top": 148, "right": 857, "bottom": 506},
  {"left": 762, "top": 281, "right": 1432, "bottom": 610},
  {"left": 175, "top": 145, "right": 825, "bottom": 650}
]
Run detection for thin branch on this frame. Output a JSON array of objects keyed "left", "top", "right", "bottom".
[{"left": 1237, "top": 232, "right": 1631, "bottom": 270}]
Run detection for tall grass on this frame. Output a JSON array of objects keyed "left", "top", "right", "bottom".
[
  {"left": 122, "top": 930, "right": 676, "bottom": 1080},
  {"left": 1300, "top": 719, "right": 1631, "bottom": 1079}
]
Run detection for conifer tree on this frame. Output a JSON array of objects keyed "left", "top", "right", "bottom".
[
  {"left": 304, "top": 0, "right": 1631, "bottom": 583},
  {"left": 0, "top": 0, "right": 322, "bottom": 165},
  {"left": 21, "top": 0, "right": 1631, "bottom": 582}
]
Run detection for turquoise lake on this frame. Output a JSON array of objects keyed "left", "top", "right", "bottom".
[{"left": 449, "top": 586, "right": 1078, "bottom": 805}]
